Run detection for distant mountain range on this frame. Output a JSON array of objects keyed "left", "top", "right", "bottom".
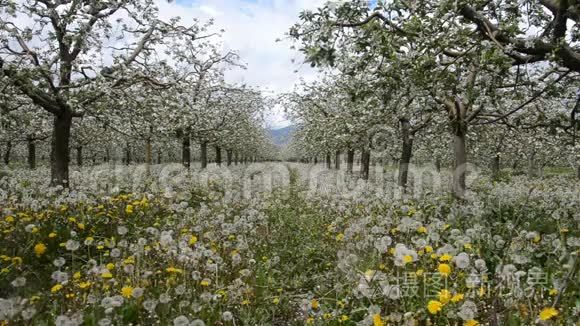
[{"left": 268, "top": 125, "right": 296, "bottom": 147}]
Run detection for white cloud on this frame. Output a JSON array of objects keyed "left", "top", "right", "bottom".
[{"left": 156, "top": 0, "right": 325, "bottom": 128}]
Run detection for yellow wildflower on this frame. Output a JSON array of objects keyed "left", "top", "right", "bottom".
[
  {"left": 451, "top": 293, "right": 464, "bottom": 303},
  {"left": 34, "top": 243, "right": 47, "bottom": 257},
  {"left": 438, "top": 289, "right": 451, "bottom": 304},
  {"left": 121, "top": 286, "right": 134, "bottom": 298},
  {"left": 438, "top": 263, "right": 451, "bottom": 276},
  {"left": 373, "top": 313, "right": 384, "bottom": 326},
  {"left": 311, "top": 298, "right": 320, "bottom": 310},
  {"left": 464, "top": 320, "right": 479, "bottom": 326},
  {"left": 439, "top": 254, "right": 452, "bottom": 262},
  {"left": 51, "top": 284, "right": 63, "bottom": 293},
  {"left": 539, "top": 307, "right": 559, "bottom": 320},
  {"left": 427, "top": 300, "right": 443, "bottom": 314},
  {"left": 189, "top": 235, "right": 198, "bottom": 245}
]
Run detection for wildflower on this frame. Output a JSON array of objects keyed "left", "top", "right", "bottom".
[
  {"left": 539, "top": 307, "right": 559, "bottom": 320},
  {"left": 189, "top": 235, "right": 198, "bottom": 245},
  {"left": 439, "top": 254, "right": 452, "bottom": 262},
  {"left": 403, "top": 255, "right": 413, "bottom": 264},
  {"left": 101, "top": 271, "right": 113, "bottom": 279},
  {"left": 106, "top": 263, "right": 115, "bottom": 270},
  {"left": 49, "top": 232, "right": 57, "bottom": 238},
  {"left": 549, "top": 288, "right": 558, "bottom": 296},
  {"left": 5, "top": 216, "right": 14, "bottom": 223},
  {"left": 125, "top": 205, "right": 134, "bottom": 214},
  {"left": 34, "top": 243, "right": 47, "bottom": 257},
  {"left": 451, "top": 293, "right": 464, "bottom": 303},
  {"left": 336, "top": 233, "right": 345, "bottom": 241},
  {"left": 272, "top": 297, "right": 280, "bottom": 304},
  {"left": 438, "top": 289, "right": 451, "bottom": 304},
  {"left": 464, "top": 320, "right": 479, "bottom": 326},
  {"left": 121, "top": 286, "right": 134, "bottom": 298},
  {"left": 427, "top": 300, "right": 443, "bottom": 314},
  {"left": 51, "top": 284, "right": 63, "bottom": 293},
  {"left": 73, "top": 272, "right": 81, "bottom": 279},
  {"left": 79, "top": 281, "right": 92, "bottom": 289},
  {"left": 77, "top": 223, "right": 85, "bottom": 230},
  {"left": 12, "top": 257, "right": 23, "bottom": 265},
  {"left": 417, "top": 226, "right": 427, "bottom": 234},
  {"left": 311, "top": 298, "right": 320, "bottom": 310},
  {"left": 425, "top": 245, "right": 433, "bottom": 253},
  {"left": 166, "top": 267, "right": 183, "bottom": 274},
  {"left": 372, "top": 313, "right": 384, "bottom": 326},
  {"left": 438, "top": 263, "right": 451, "bottom": 276},
  {"left": 340, "top": 315, "right": 349, "bottom": 322},
  {"left": 200, "top": 278, "right": 211, "bottom": 286}
]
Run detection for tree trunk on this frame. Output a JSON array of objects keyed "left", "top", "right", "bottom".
[
  {"left": 492, "top": 154, "right": 500, "bottom": 178},
  {"left": 435, "top": 157, "right": 441, "bottom": 172},
  {"left": 145, "top": 138, "right": 152, "bottom": 174},
  {"left": 398, "top": 119, "right": 414, "bottom": 190},
  {"left": 182, "top": 136, "right": 191, "bottom": 168},
  {"left": 215, "top": 145, "right": 222, "bottom": 166},
  {"left": 326, "top": 153, "right": 331, "bottom": 169},
  {"left": 105, "top": 148, "right": 110, "bottom": 163},
  {"left": 200, "top": 142, "right": 208, "bottom": 169},
  {"left": 347, "top": 149, "right": 354, "bottom": 174},
  {"left": 361, "top": 149, "right": 371, "bottom": 180},
  {"left": 157, "top": 151, "right": 162, "bottom": 164},
  {"left": 76, "top": 146, "right": 83, "bottom": 167},
  {"left": 27, "top": 138, "right": 36, "bottom": 170},
  {"left": 3, "top": 141, "right": 11, "bottom": 166},
  {"left": 335, "top": 150, "right": 341, "bottom": 169},
  {"left": 50, "top": 112, "right": 73, "bottom": 187},
  {"left": 314, "top": 157, "right": 318, "bottom": 165},
  {"left": 453, "top": 131, "right": 467, "bottom": 198},
  {"left": 227, "top": 150, "right": 233, "bottom": 166},
  {"left": 234, "top": 152, "right": 239, "bottom": 165},
  {"left": 125, "top": 145, "right": 131, "bottom": 165}
]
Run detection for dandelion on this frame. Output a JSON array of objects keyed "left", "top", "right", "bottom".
[
  {"left": 464, "top": 320, "right": 479, "bottom": 326},
  {"left": 438, "top": 289, "right": 451, "bottom": 304},
  {"left": 438, "top": 263, "right": 451, "bottom": 276},
  {"left": 439, "top": 253, "right": 452, "bottom": 262},
  {"left": 427, "top": 300, "right": 443, "bottom": 314},
  {"left": 121, "top": 286, "right": 133, "bottom": 298},
  {"left": 125, "top": 205, "right": 134, "bottom": 214},
  {"left": 272, "top": 297, "right": 280, "bottom": 304},
  {"left": 372, "top": 313, "right": 384, "bottom": 326},
  {"left": 539, "top": 307, "right": 559, "bottom": 320},
  {"left": 311, "top": 298, "right": 320, "bottom": 310},
  {"left": 200, "top": 278, "right": 211, "bottom": 286},
  {"left": 451, "top": 293, "right": 464, "bottom": 302},
  {"left": 34, "top": 243, "right": 47, "bottom": 257},
  {"left": 173, "top": 315, "right": 189, "bottom": 326},
  {"left": 51, "top": 284, "right": 63, "bottom": 293},
  {"left": 189, "top": 235, "right": 198, "bottom": 245}
]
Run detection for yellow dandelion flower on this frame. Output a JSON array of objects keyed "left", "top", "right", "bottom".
[
  {"left": 106, "top": 263, "right": 115, "bottom": 270},
  {"left": 78, "top": 281, "right": 92, "bottom": 289},
  {"left": 539, "top": 307, "right": 559, "bottom": 320},
  {"left": 311, "top": 298, "right": 320, "bottom": 310},
  {"left": 73, "top": 272, "right": 81, "bottom": 279},
  {"left": 549, "top": 288, "right": 558, "bottom": 296},
  {"left": 4, "top": 216, "right": 14, "bottom": 223},
  {"left": 125, "top": 205, "right": 134, "bottom": 214},
  {"left": 200, "top": 279, "right": 210, "bottom": 286},
  {"left": 417, "top": 226, "right": 427, "bottom": 234},
  {"left": 121, "top": 286, "right": 134, "bottom": 298},
  {"left": 51, "top": 284, "right": 63, "bottom": 293},
  {"left": 34, "top": 243, "right": 47, "bottom": 257},
  {"left": 49, "top": 232, "right": 57, "bottom": 238},
  {"left": 189, "top": 235, "right": 198, "bottom": 245},
  {"left": 438, "top": 289, "right": 451, "bottom": 304},
  {"left": 340, "top": 315, "right": 349, "bottom": 322},
  {"left": 464, "top": 320, "right": 479, "bottom": 326},
  {"left": 427, "top": 300, "right": 443, "bottom": 314},
  {"left": 11, "top": 257, "right": 22, "bottom": 265},
  {"left": 403, "top": 255, "right": 414, "bottom": 264},
  {"left": 101, "top": 272, "right": 113, "bottom": 279},
  {"left": 373, "top": 313, "right": 384, "bottom": 326},
  {"left": 438, "top": 263, "right": 451, "bottom": 276},
  {"left": 272, "top": 297, "right": 280, "bottom": 304},
  {"left": 439, "top": 254, "right": 452, "bottom": 262},
  {"left": 425, "top": 245, "right": 433, "bottom": 253},
  {"left": 336, "top": 233, "right": 345, "bottom": 241},
  {"left": 451, "top": 293, "right": 464, "bottom": 303}
]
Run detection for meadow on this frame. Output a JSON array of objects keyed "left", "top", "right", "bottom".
[{"left": 0, "top": 163, "right": 578, "bottom": 325}]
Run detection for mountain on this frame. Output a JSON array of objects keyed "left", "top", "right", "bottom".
[{"left": 268, "top": 125, "right": 296, "bottom": 147}]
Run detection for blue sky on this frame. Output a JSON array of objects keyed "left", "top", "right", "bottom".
[{"left": 158, "top": 0, "right": 375, "bottom": 128}]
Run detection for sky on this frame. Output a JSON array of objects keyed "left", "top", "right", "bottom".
[{"left": 156, "top": 0, "right": 330, "bottom": 129}]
